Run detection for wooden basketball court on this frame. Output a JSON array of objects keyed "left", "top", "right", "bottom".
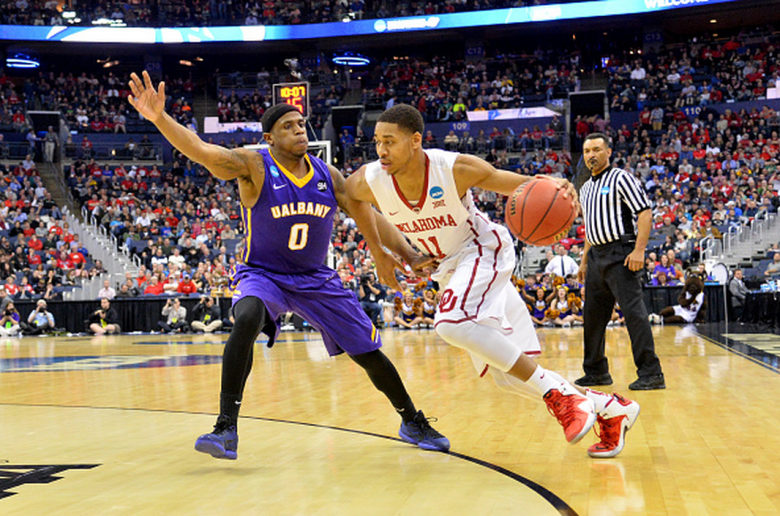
[{"left": 1, "top": 323, "right": 779, "bottom": 515}]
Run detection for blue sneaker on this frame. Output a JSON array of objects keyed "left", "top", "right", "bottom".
[
  {"left": 195, "top": 416, "right": 238, "bottom": 460},
  {"left": 399, "top": 410, "right": 450, "bottom": 452}
]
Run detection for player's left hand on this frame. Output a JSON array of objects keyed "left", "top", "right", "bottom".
[
  {"left": 374, "top": 250, "right": 404, "bottom": 292},
  {"left": 410, "top": 255, "right": 439, "bottom": 277},
  {"left": 536, "top": 175, "right": 578, "bottom": 206},
  {"left": 624, "top": 249, "right": 644, "bottom": 272}
]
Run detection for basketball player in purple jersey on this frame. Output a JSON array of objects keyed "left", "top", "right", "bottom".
[{"left": 128, "top": 71, "right": 448, "bottom": 459}]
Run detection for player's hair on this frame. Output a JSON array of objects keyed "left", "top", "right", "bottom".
[
  {"left": 377, "top": 104, "right": 424, "bottom": 135},
  {"left": 584, "top": 132, "right": 612, "bottom": 148}
]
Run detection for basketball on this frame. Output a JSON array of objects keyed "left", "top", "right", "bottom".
[{"left": 504, "top": 178, "right": 576, "bottom": 247}]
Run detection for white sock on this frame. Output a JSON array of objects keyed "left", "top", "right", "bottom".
[
  {"left": 526, "top": 365, "right": 563, "bottom": 396},
  {"left": 585, "top": 388, "right": 613, "bottom": 414}
]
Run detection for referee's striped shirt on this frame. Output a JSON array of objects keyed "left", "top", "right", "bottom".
[{"left": 579, "top": 167, "right": 650, "bottom": 246}]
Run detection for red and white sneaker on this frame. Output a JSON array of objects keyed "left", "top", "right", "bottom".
[
  {"left": 588, "top": 393, "right": 641, "bottom": 458},
  {"left": 543, "top": 382, "right": 597, "bottom": 444}
]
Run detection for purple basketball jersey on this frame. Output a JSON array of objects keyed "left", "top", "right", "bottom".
[
  {"left": 240, "top": 149, "right": 336, "bottom": 273},
  {"left": 231, "top": 149, "right": 381, "bottom": 357}
]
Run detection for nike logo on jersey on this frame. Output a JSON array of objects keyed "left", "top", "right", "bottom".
[
  {"left": 389, "top": 211, "right": 399, "bottom": 216},
  {"left": 273, "top": 183, "right": 287, "bottom": 190}
]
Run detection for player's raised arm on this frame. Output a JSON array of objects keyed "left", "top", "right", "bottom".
[
  {"left": 452, "top": 153, "right": 577, "bottom": 205},
  {"left": 127, "top": 70, "right": 255, "bottom": 182}
]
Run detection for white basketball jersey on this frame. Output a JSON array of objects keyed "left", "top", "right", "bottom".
[{"left": 365, "top": 149, "right": 489, "bottom": 261}]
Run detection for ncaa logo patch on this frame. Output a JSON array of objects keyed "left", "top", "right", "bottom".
[
  {"left": 430, "top": 186, "right": 444, "bottom": 199},
  {"left": 317, "top": 180, "right": 328, "bottom": 191},
  {"left": 270, "top": 166, "right": 280, "bottom": 178},
  {"left": 600, "top": 186, "right": 610, "bottom": 195}
]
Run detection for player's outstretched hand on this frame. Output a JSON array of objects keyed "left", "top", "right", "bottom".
[
  {"left": 127, "top": 70, "right": 166, "bottom": 124},
  {"left": 374, "top": 251, "right": 404, "bottom": 292}
]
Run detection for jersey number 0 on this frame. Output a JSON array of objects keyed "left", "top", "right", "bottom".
[{"left": 288, "top": 223, "right": 309, "bottom": 250}]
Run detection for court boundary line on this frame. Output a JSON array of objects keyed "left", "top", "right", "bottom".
[
  {"left": 0, "top": 402, "right": 578, "bottom": 516},
  {"left": 694, "top": 328, "right": 780, "bottom": 374}
]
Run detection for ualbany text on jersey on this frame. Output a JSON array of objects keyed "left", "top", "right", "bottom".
[{"left": 270, "top": 202, "right": 332, "bottom": 219}]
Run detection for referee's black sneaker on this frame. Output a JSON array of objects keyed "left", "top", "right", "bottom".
[
  {"left": 628, "top": 374, "right": 666, "bottom": 391},
  {"left": 574, "top": 372, "right": 613, "bottom": 387}
]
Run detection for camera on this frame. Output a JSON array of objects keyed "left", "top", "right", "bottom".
[
  {"left": 360, "top": 274, "right": 372, "bottom": 286},
  {"left": 4, "top": 310, "right": 11, "bottom": 317}
]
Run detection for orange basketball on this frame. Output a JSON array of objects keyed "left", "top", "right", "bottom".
[{"left": 505, "top": 178, "right": 576, "bottom": 247}]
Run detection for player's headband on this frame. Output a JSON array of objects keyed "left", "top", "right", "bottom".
[{"left": 261, "top": 103, "right": 301, "bottom": 133}]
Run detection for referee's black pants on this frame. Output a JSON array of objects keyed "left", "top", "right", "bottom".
[{"left": 583, "top": 240, "right": 663, "bottom": 378}]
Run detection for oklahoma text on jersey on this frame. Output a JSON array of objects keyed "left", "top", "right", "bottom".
[{"left": 395, "top": 214, "right": 457, "bottom": 234}]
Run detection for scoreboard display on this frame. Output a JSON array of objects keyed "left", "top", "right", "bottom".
[{"left": 272, "top": 82, "right": 310, "bottom": 118}]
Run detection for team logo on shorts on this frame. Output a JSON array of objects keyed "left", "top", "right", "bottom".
[
  {"left": 430, "top": 186, "right": 444, "bottom": 199},
  {"left": 270, "top": 166, "right": 280, "bottom": 178},
  {"left": 317, "top": 180, "right": 328, "bottom": 191}
]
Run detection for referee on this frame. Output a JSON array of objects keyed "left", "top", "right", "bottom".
[{"left": 575, "top": 133, "right": 665, "bottom": 390}]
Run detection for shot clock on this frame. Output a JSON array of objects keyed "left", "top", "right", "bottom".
[{"left": 272, "top": 82, "right": 310, "bottom": 118}]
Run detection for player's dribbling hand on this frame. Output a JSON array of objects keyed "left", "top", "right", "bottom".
[
  {"left": 536, "top": 176, "right": 578, "bottom": 207},
  {"left": 127, "top": 70, "right": 166, "bottom": 124}
]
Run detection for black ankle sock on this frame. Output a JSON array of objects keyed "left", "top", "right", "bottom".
[
  {"left": 220, "top": 392, "right": 242, "bottom": 424},
  {"left": 396, "top": 399, "right": 418, "bottom": 424}
]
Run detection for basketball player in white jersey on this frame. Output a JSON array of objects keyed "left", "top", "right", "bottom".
[{"left": 344, "top": 104, "right": 640, "bottom": 458}]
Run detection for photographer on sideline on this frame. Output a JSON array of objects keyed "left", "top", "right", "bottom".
[
  {"left": 358, "top": 271, "right": 386, "bottom": 328},
  {"left": 22, "top": 299, "right": 55, "bottom": 336},
  {"left": 159, "top": 297, "right": 188, "bottom": 333},
  {"left": 191, "top": 295, "right": 223, "bottom": 333},
  {"left": 0, "top": 301, "right": 21, "bottom": 336},
  {"left": 87, "top": 297, "right": 121, "bottom": 335}
]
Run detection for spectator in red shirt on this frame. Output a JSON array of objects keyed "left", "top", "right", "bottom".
[
  {"left": 27, "top": 234, "right": 43, "bottom": 251},
  {"left": 49, "top": 223, "right": 63, "bottom": 236},
  {"left": 69, "top": 248, "right": 86, "bottom": 266},
  {"left": 81, "top": 136, "right": 93, "bottom": 158},
  {"left": 5, "top": 277, "right": 19, "bottom": 297},
  {"left": 143, "top": 275, "right": 165, "bottom": 295},
  {"left": 56, "top": 250, "right": 74, "bottom": 270},
  {"left": 177, "top": 273, "right": 198, "bottom": 294},
  {"left": 27, "top": 249, "right": 42, "bottom": 268}
]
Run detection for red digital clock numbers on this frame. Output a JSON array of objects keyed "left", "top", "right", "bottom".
[{"left": 272, "top": 82, "right": 310, "bottom": 118}]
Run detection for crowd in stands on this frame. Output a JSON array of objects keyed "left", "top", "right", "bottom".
[
  {"left": 4, "top": 22, "right": 780, "bottom": 333},
  {"left": 607, "top": 28, "right": 780, "bottom": 112},
  {"left": 596, "top": 36, "right": 780, "bottom": 281},
  {"left": 214, "top": 42, "right": 580, "bottom": 133},
  {"left": 0, "top": 70, "right": 196, "bottom": 136},
  {"left": 216, "top": 78, "right": 343, "bottom": 132},
  {"left": 0, "top": 159, "right": 104, "bottom": 305},
  {"left": 66, "top": 153, "right": 245, "bottom": 298},
  {"left": 0, "top": 0, "right": 595, "bottom": 28},
  {"left": 361, "top": 51, "right": 580, "bottom": 120}
]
